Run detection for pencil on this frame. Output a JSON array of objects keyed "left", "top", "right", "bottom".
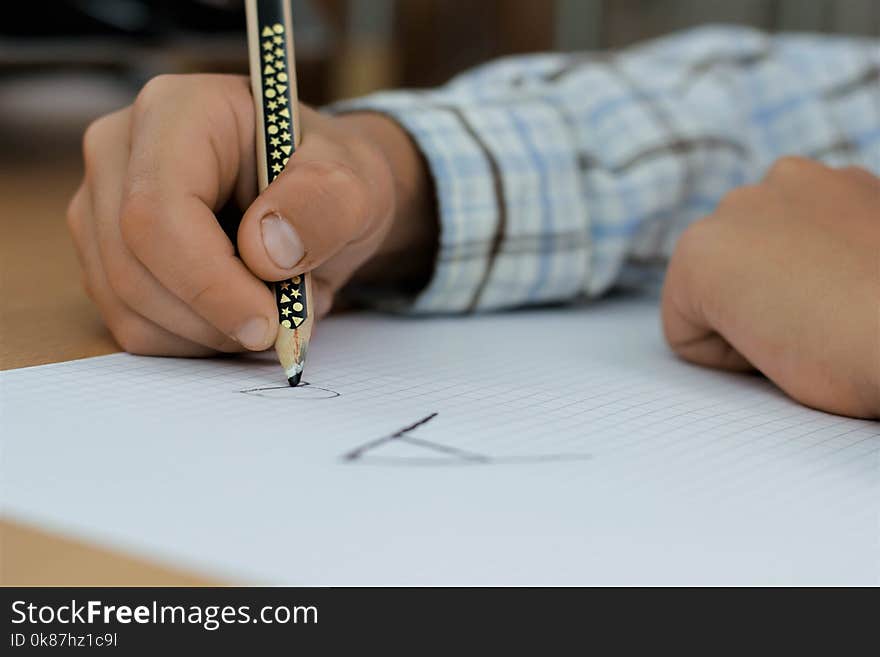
[{"left": 245, "top": 0, "right": 312, "bottom": 386}]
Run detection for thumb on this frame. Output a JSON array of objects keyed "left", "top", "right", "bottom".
[{"left": 237, "top": 154, "right": 372, "bottom": 282}]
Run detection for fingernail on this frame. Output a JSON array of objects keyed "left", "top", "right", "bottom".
[
  {"left": 235, "top": 316, "right": 270, "bottom": 350},
  {"left": 261, "top": 213, "right": 304, "bottom": 270}
]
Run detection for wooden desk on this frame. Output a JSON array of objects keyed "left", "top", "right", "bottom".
[{"left": 1, "top": 148, "right": 215, "bottom": 585}]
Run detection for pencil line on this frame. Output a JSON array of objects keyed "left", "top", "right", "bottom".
[
  {"left": 342, "top": 412, "right": 439, "bottom": 461},
  {"left": 342, "top": 412, "right": 593, "bottom": 466},
  {"left": 398, "top": 435, "right": 490, "bottom": 462},
  {"left": 352, "top": 453, "right": 594, "bottom": 467}
]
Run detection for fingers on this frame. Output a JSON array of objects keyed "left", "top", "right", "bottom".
[
  {"left": 119, "top": 75, "right": 276, "bottom": 350},
  {"left": 237, "top": 107, "right": 393, "bottom": 283},
  {"left": 73, "top": 77, "right": 397, "bottom": 358},
  {"left": 665, "top": 173, "right": 880, "bottom": 418},
  {"left": 67, "top": 185, "right": 217, "bottom": 357},
  {"left": 661, "top": 219, "right": 754, "bottom": 373},
  {"left": 661, "top": 301, "right": 753, "bottom": 372},
  {"left": 83, "top": 108, "right": 242, "bottom": 353}
]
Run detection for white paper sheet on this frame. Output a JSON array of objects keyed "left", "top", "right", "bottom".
[{"left": 2, "top": 297, "right": 878, "bottom": 584}]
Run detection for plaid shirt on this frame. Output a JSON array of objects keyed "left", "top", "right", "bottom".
[{"left": 336, "top": 26, "right": 880, "bottom": 313}]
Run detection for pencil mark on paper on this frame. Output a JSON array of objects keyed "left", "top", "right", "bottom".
[
  {"left": 342, "top": 413, "right": 489, "bottom": 462},
  {"left": 342, "top": 413, "right": 593, "bottom": 466},
  {"left": 342, "top": 413, "right": 443, "bottom": 461},
  {"left": 239, "top": 381, "right": 340, "bottom": 399}
]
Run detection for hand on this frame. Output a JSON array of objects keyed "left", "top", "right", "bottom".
[
  {"left": 662, "top": 157, "right": 880, "bottom": 419},
  {"left": 67, "top": 74, "right": 435, "bottom": 357}
]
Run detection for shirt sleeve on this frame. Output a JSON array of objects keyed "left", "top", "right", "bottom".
[{"left": 331, "top": 25, "right": 880, "bottom": 313}]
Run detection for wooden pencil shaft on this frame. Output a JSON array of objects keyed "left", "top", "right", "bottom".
[{"left": 245, "top": 0, "right": 312, "bottom": 380}]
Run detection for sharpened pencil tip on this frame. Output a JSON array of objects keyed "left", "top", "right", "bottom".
[{"left": 288, "top": 372, "right": 302, "bottom": 387}]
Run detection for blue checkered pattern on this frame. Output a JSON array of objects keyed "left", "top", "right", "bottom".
[{"left": 335, "top": 26, "right": 880, "bottom": 313}]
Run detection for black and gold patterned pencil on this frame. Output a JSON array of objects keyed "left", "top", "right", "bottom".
[{"left": 245, "top": 0, "right": 311, "bottom": 386}]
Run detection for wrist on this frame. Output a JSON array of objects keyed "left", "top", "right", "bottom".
[{"left": 334, "top": 111, "right": 438, "bottom": 290}]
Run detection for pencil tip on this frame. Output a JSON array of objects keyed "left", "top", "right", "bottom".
[{"left": 288, "top": 372, "right": 302, "bottom": 387}]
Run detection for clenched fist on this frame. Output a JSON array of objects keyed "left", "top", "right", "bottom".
[{"left": 662, "top": 157, "right": 880, "bottom": 419}]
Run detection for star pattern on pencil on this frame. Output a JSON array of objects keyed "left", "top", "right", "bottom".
[
  {"left": 260, "top": 27, "right": 294, "bottom": 183},
  {"left": 260, "top": 20, "right": 306, "bottom": 330},
  {"left": 275, "top": 279, "right": 307, "bottom": 329}
]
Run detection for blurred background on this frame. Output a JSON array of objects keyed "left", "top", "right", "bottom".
[{"left": 2, "top": 0, "right": 878, "bottom": 150}]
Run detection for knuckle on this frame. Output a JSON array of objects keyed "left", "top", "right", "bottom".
[
  {"left": 118, "top": 195, "right": 154, "bottom": 255},
  {"left": 133, "top": 74, "right": 229, "bottom": 124},
  {"left": 81, "top": 114, "right": 113, "bottom": 171},
  {"left": 65, "top": 189, "right": 87, "bottom": 242},
  {"left": 134, "top": 74, "right": 179, "bottom": 111},
  {"left": 180, "top": 269, "right": 223, "bottom": 309},
  {"left": 107, "top": 313, "right": 155, "bottom": 355},
  {"left": 716, "top": 184, "right": 763, "bottom": 213},
  {"left": 765, "top": 155, "right": 821, "bottom": 182},
  {"left": 103, "top": 258, "right": 141, "bottom": 308}
]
